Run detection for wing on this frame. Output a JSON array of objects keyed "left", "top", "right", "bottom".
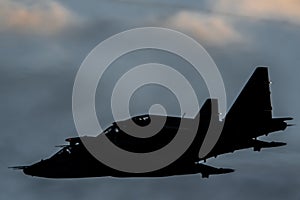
[{"left": 197, "top": 163, "right": 234, "bottom": 178}]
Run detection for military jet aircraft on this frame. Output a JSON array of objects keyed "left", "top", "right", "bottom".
[{"left": 12, "top": 67, "right": 293, "bottom": 178}]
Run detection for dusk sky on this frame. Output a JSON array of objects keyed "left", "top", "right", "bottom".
[{"left": 1, "top": 0, "right": 299, "bottom": 199}]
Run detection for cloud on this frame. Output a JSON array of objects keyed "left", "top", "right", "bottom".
[
  {"left": 214, "top": 0, "right": 300, "bottom": 25},
  {"left": 0, "top": 0, "right": 77, "bottom": 35},
  {"left": 164, "top": 11, "right": 242, "bottom": 45}
]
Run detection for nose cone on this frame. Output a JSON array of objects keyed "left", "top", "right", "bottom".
[
  {"left": 9, "top": 163, "right": 54, "bottom": 178},
  {"left": 22, "top": 160, "right": 51, "bottom": 177},
  {"left": 23, "top": 165, "right": 34, "bottom": 176},
  {"left": 23, "top": 162, "right": 42, "bottom": 176},
  {"left": 21, "top": 159, "right": 77, "bottom": 178},
  {"left": 23, "top": 167, "right": 30, "bottom": 175}
]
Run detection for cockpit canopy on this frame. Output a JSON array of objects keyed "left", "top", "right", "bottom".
[{"left": 132, "top": 115, "right": 151, "bottom": 126}]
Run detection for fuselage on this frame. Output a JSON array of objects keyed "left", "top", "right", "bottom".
[{"left": 22, "top": 114, "right": 289, "bottom": 178}]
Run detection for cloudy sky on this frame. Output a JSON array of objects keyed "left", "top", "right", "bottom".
[{"left": 1, "top": 0, "right": 299, "bottom": 199}]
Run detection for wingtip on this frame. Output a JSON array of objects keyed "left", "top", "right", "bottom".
[{"left": 219, "top": 168, "right": 235, "bottom": 174}]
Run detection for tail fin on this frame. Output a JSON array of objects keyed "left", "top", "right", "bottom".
[{"left": 226, "top": 67, "right": 272, "bottom": 122}]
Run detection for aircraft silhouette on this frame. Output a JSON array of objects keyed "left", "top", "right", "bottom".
[{"left": 12, "top": 67, "right": 293, "bottom": 178}]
